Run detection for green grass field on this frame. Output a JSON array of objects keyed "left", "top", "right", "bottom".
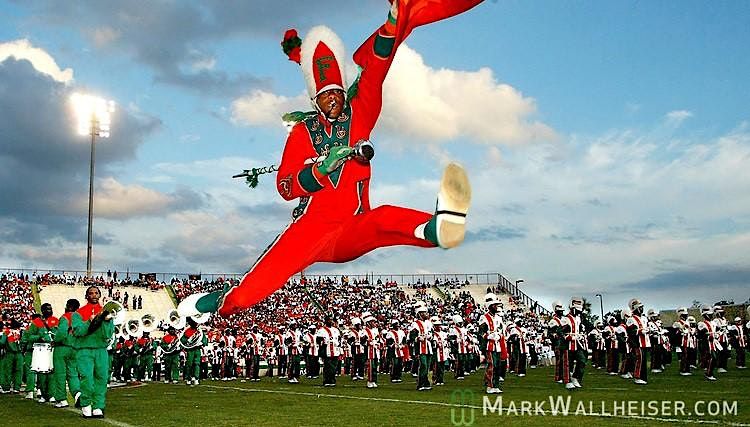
[{"left": 1, "top": 362, "right": 748, "bottom": 427}]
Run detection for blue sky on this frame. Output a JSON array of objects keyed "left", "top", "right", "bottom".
[{"left": 1, "top": 1, "right": 749, "bottom": 313}]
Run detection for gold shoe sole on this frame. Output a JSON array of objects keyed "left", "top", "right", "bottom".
[{"left": 437, "top": 162, "right": 471, "bottom": 248}]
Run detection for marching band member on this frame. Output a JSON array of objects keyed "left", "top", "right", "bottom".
[
  {"left": 21, "top": 313, "right": 40, "bottom": 400},
  {"left": 728, "top": 317, "right": 746, "bottom": 369},
  {"left": 341, "top": 326, "right": 353, "bottom": 377},
  {"left": 265, "top": 340, "right": 276, "bottom": 378},
  {"left": 618, "top": 309, "right": 633, "bottom": 379},
  {"left": 713, "top": 306, "right": 729, "bottom": 373},
  {"left": 409, "top": 305, "right": 434, "bottom": 391},
  {"left": 285, "top": 321, "right": 303, "bottom": 383},
  {"left": 72, "top": 286, "right": 114, "bottom": 418},
  {"left": 697, "top": 305, "right": 718, "bottom": 381},
  {"left": 160, "top": 327, "right": 181, "bottom": 384},
  {"left": 316, "top": 315, "right": 341, "bottom": 387},
  {"left": 508, "top": 319, "right": 528, "bottom": 377},
  {"left": 122, "top": 334, "right": 136, "bottom": 383},
  {"left": 431, "top": 317, "right": 448, "bottom": 386},
  {"left": 25, "top": 303, "right": 58, "bottom": 402},
  {"left": 687, "top": 315, "right": 699, "bottom": 370},
  {"left": 561, "top": 297, "right": 586, "bottom": 390},
  {"left": 602, "top": 316, "right": 620, "bottom": 375},
  {"left": 478, "top": 293, "right": 505, "bottom": 394},
  {"left": 136, "top": 331, "right": 155, "bottom": 382},
  {"left": 625, "top": 299, "right": 650, "bottom": 385},
  {"left": 364, "top": 315, "right": 380, "bottom": 388},
  {"left": 52, "top": 299, "right": 81, "bottom": 408},
  {"left": 275, "top": 326, "right": 288, "bottom": 377},
  {"left": 547, "top": 301, "right": 566, "bottom": 383},
  {"left": 248, "top": 325, "right": 264, "bottom": 381},
  {"left": 223, "top": 329, "right": 237, "bottom": 380},
  {"left": 153, "top": 339, "right": 163, "bottom": 382},
  {"left": 385, "top": 319, "right": 405, "bottom": 383},
  {"left": 349, "top": 317, "right": 365, "bottom": 380},
  {"left": 673, "top": 307, "right": 692, "bottom": 376},
  {"left": 646, "top": 309, "right": 665, "bottom": 373},
  {"left": 447, "top": 314, "right": 468, "bottom": 380},
  {"left": 0, "top": 319, "right": 23, "bottom": 394},
  {"left": 589, "top": 321, "right": 606, "bottom": 370},
  {"left": 181, "top": 317, "right": 206, "bottom": 386}
]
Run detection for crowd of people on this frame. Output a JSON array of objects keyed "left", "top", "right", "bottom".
[{"left": 2, "top": 271, "right": 749, "bottom": 420}]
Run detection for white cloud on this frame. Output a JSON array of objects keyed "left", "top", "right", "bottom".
[
  {"left": 380, "top": 45, "right": 556, "bottom": 145},
  {"left": 230, "top": 90, "right": 308, "bottom": 128},
  {"left": 64, "top": 177, "right": 199, "bottom": 219},
  {"left": 0, "top": 39, "right": 73, "bottom": 83},
  {"left": 665, "top": 110, "right": 693, "bottom": 126},
  {"left": 94, "top": 178, "right": 182, "bottom": 218}
]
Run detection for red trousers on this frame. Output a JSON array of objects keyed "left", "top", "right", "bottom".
[{"left": 220, "top": 205, "right": 432, "bottom": 316}]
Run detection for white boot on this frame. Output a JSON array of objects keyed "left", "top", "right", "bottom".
[
  {"left": 55, "top": 400, "right": 69, "bottom": 408},
  {"left": 81, "top": 405, "right": 93, "bottom": 417},
  {"left": 92, "top": 408, "right": 104, "bottom": 418}
]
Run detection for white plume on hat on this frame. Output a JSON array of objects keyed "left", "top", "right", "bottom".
[
  {"left": 570, "top": 297, "right": 583, "bottom": 309},
  {"left": 485, "top": 293, "right": 500, "bottom": 306},
  {"left": 300, "top": 25, "right": 348, "bottom": 101},
  {"left": 628, "top": 298, "right": 643, "bottom": 311}
]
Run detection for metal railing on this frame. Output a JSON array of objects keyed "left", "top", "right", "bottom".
[{"left": 3, "top": 268, "right": 549, "bottom": 315}]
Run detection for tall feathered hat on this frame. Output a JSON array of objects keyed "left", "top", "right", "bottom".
[{"left": 283, "top": 26, "right": 348, "bottom": 103}]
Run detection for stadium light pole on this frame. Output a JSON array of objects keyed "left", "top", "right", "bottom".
[
  {"left": 595, "top": 293, "right": 604, "bottom": 320},
  {"left": 71, "top": 93, "right": 115, "bottom": 277}
]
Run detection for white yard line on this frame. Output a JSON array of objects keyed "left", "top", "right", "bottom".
[
  {"left": 63, "top": 407, "right": 139, "bottom": 427},
  {"left": 203, "top": 384, "right": 750, "bottom": 426}
]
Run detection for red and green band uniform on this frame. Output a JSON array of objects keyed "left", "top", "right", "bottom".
[
  {"left": 52, "top": 312, "right": 80, "bottom": 402},
  {"left": 181, "top": 327, "right": 207, "bottom": 382},
  {"left": 72, "top": 303, "right": 113, "bottom": 411},
  {"left": 219, "top": 0, "right": 483, "bottom": 317},
  {"left": 0, "top": 328, "right": 23, "bottom": 390}
]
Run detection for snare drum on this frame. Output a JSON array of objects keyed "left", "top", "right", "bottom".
[{"left": 31, "top": 343, "right": 54, "bottom": 373}]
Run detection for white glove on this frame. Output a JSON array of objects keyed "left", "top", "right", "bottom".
[{"left": 390, "top": 0, "right": 398, "bottom": 20}]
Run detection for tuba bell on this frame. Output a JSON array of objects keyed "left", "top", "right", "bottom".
[
  {"left": 141, "top": 314, "right": 157, "bottom": 333},
  {"left": 126, "top": 319, "right": 142, "bottom": 337},
  {"left": 103, "top": 300, "right": 127, "bottom": 325},
  {"left": 167, "top": 308, "right": 186, "bottom": 330}
]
